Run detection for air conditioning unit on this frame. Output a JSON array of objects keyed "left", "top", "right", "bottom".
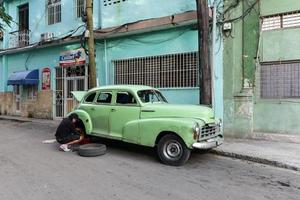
[{"left": 41, "top": 32, "right": 54, "bottom": 42}]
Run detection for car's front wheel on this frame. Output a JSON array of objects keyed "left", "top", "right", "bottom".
[{"left": 157, "top": 134, "right": 191, "bottom": 166}]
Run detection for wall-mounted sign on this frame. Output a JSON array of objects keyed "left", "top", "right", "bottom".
[
  {"left": 59, "top": 48, "right": 86, "bottom": 67},
  {"left": 42, "top": 68, "right": 51, "bottom": 90}
]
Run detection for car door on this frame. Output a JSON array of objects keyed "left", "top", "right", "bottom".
[
  {"left": 79, "top": 91, "right": 97, "bottom": 119},
  {"left": 80, "top": 91, "right": 111, "bottom": 136},
  {"left": 109, "top": 91, "right": 140, "bottom": 143},
  {"left": 91, "top": 91, "right": 113, "bottom": 136}
]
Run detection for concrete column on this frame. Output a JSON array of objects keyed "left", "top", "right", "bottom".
[{"left": 2, "top": 55, "right": 8, "bottom": 92}]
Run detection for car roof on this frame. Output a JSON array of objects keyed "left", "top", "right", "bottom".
[{"left": 88, "top": 85, "right": 156, "bottom": 93}]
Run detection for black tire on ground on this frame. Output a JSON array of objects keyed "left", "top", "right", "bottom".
[
  {"left": 78, "top": 143, "right": 107, "bottom": 157},
  {"left": 70, "top": 144, "right": 80, "bottom": 152},
  {"left": 157, "top": 134, "right": 191, "bottom": 166}
]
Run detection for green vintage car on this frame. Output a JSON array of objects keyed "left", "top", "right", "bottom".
[{"left": 71, "top": 85, "right": 223, "bottom": 166}]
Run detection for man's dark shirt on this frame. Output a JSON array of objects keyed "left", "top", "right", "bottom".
[{"left": 55, "top": 118, "right": 78, "bottom": 141}]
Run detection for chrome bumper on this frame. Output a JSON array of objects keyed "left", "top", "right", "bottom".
[{"left": 192, "top": 136, "right": 224, "bottom": 149}]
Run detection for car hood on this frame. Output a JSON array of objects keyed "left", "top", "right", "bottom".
[{"left": 140, "top": 104, "right": 215, "bottom": 124}]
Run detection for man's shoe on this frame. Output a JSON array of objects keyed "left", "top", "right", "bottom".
[{"left": 59, "top": 144, "right": 71, "bottom": 152}]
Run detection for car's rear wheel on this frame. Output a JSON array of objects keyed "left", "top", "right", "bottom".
[{"left": 157, "top": 134, "right": 191, "bottom": 166}]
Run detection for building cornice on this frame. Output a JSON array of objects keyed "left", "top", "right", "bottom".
[{"left": 94, "top": 11, "right": 198, "bottom": 39}]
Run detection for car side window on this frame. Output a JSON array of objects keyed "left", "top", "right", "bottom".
[
  {"left": 84, "top": 92, "right": 96, "bottom": 103},
  {"left": 96, "top": 92, "right": 112, "bottom": 104},
  {"left": 116, "top": 92, "right": 137, "bottom": 105}
]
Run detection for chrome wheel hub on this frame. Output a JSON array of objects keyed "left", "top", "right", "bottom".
[{"left": 163, "top": 140, "right": 182, "bottom": 160}]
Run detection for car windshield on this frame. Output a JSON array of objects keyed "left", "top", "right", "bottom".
[{"left": 137, "top": 90, "right": 168, "bottom": 103}]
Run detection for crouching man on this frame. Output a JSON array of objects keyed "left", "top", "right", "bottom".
[{"left": 55, "top": 113, "right": 84, "bottom": 152}]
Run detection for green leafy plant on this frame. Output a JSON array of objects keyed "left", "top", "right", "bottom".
[{"left": 0, "top": 5, "right": 12, "bottom": 30}]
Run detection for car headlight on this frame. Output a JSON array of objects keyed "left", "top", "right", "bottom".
[{"left": 193, "top": 123, "right": 200, "bottom": 140}]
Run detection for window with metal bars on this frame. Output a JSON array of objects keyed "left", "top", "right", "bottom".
[
  {"left": 74, "top": 0, "right": 85, "bottom": 19},
  {"left": 47, "top": 0, "right": 61, "bottom": 25},
  {"left": 27, "top": 85, "right": 38, "bottom": 100},
  {"left": 103, "top": 0, "right": 127, "bottom": 7},
  {"left": 260, "top": 63, "right": 300, "bottom": 99},
  {"left": 113, "top": 52, "right": 199, "bottom": 88},
  {"left": 262, "top": 10, "right": 300, "bottom": 31}
]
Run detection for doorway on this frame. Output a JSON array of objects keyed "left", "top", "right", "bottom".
[
  {"left": 18, "top": 3, "right": 29, "bottom": 46},
  {"left": 54, "top": 65, "right": 88, "bottom": 118},
  {"left": 14, "top": 85, "right": 21, "bottom": 114}
]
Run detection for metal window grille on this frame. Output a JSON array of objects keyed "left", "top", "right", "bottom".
[
  {"left": 27, "top": 85, "right": 38, "bottom": 100},
  {"left": 103, "top": 0, "right": 126, "bottom": 7},
  {"left": 113, "top": 52, "right": 199, "bottom": 88},
  {"left": 262, "top": 10, "right": 300, "bottom": 31},
  {"left": 262, "top": 16, "right": 281, "bottom": 31},
  {"left": 74, "top": 0, "right": 85, "bottom": 18},
  {"left": 260, "top": 63, "right": 300, "bottom": 99},
  {"left": 47, "top": 0, "right": 61, "bottom": 25},
  {"left": 9, "top": 30, "right": 30, "bottom": 48},
  {"left": 282, "top": 12, "right": 300, "bottom": 28}
]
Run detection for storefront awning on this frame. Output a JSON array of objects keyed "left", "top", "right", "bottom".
[{"left": 7, "top": 69, "right": 39, "bottom": 85}]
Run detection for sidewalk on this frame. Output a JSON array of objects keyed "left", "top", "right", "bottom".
[
  {"left": 211, "top": 138, "right": 300, "bottom": 172},
  {"left": 0, "top": 115, "right": 59, "bottom": 127}
]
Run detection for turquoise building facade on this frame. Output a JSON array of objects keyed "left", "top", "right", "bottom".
[{"left": 0, "top": 0, "right": 223, "bottom": 122}]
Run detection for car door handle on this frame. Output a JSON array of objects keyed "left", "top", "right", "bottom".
[
  {"left": 90, "top": 107, "right": 95, "bottom": 111},
  {"left": 111, "top": 108, "right": 116, "bottom": 112}
]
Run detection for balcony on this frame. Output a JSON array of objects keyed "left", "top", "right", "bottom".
[{"left": 9, "top": 30, "right": 30, "bottom": 48}]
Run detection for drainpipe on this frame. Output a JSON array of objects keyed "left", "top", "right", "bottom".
[
  {"left": 241, "top": 0, "right": 245, "bottom": 90},
  {"left": 211, "top": 1, "right": 217, "bottom": 113},
  {"left": 104, "top": 39, "right": 108, "bottom": 85}
]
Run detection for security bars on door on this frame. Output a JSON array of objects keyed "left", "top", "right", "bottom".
[
  {"left": 113, "top": 52, "right": 199, "bottom": 88},
  {"left": 55, "top": 65, "right": 88, "bottom": 118},
  {"left": 55, "top": 67, "right": 64, "bottom": 118}
]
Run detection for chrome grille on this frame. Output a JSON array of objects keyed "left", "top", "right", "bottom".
[{"left": 200, "top": 124, "right": 220, "bottom": 140}]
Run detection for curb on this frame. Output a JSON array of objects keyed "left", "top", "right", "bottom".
[
  {"left": 210, "top": 149, "right": 300, "bottom": 172},
  {"left": 0, "top": 116, "right": 59, "bottom": 127},
  {"left": 0, "top": 116, "right": 32, "bottom": 123}
]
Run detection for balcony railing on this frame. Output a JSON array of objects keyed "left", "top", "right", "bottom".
[{"left": 9, "top": 30, "right": 30, "bottom": 48}]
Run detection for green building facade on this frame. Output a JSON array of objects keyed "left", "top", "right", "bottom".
[{"left": 224, "top": 0, "right": 300, "bottom": 137}]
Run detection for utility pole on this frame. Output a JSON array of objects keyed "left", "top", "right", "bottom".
[
  {"left": 196, "top": 0, "right": 211, "bottom": 105},
  {"left": 86, "top": 0, "right": 97, "bottom": 88}
]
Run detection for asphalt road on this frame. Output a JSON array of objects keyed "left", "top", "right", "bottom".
[{"left": 0, "top": 119, "right": 299, "bottom": 200}]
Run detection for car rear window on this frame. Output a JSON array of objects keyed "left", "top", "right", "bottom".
[
  {"left": 85, "top": 92, "right": 96, "bottom": 103},
  {"left": 97, "top": 92, "right": 112, "bottom": 104},
  {"left": 116, "top": 92, "right": 137, "bottom": 104}
]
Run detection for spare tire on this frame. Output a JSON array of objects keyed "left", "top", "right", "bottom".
[{"left": 78, "top": 143, "right": 107, "bottom": 157}]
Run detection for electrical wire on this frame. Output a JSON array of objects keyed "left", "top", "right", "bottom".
[
  {"left": 128, "top": 28, "right": 190, "bottom": 44},
  {"left": 218, "top": 0, "right": 259, "bottom": 25},
  {"left": 23, "top": 23, "right": 86, "bottom": 70},
  {"left": 54, "top": 24, "right": 86, "bottom": 39},
  {"left": 95, "top": 27, "right": 191, "bottom": 50},
  {"left": 94, "top": 10, "right": 196, "bottom": 34}
]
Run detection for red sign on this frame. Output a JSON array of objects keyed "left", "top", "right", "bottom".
[{"left": 42, "top": 68, "right": 51, "bottom": 90}]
